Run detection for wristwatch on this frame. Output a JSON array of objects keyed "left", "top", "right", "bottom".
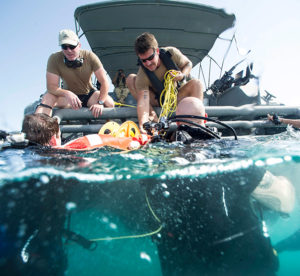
[{"left": 98, "top": 100, "right": 104, "bottom": 105}]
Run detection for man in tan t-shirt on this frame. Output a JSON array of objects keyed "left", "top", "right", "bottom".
[
  {"left": 35, "top": 29, "right": 114, "bottom": 118},
  {"left": 126, "top": 32, "right": 203, "bottom": 133}
]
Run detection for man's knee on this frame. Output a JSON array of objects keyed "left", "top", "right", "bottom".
[
  {"left": 185, "top": 79, "right": 203, "bottom": 99},
  {"left": 189, "top": 79, "right": 203, "bottom": 92}
]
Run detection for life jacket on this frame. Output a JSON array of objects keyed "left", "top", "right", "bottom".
[
  {"left": 138, "top": 48, "right": 180, "bottom": 97},
  {"left": 57, "top": 134, "right": 148, "bottom": 151}
]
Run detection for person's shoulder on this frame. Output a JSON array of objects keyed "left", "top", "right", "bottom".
[
  {"left": 48, "top": 51, "right": 63, "bottom": 60},
  {"left": 162, "top": 46, "right": 180, "bottom": 54},
  {"left": 136, "top": 67, "right": 146, "bottom": 79},
  {"left": 47, "top": 52, "right": 63, "bottom": 71},
  {"left": 136, "top": 67, "right": 149, "bottom": 88},
  {"left": 81, "top": 49, "right": 98, "bottom": 59}
]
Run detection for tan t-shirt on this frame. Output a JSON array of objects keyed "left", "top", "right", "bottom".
[
  {"left": 47, "top": 50, "right": 102, "bottom": 95},
  {"left": 135, "top": 47, "right": 190, "bottom": 93}
]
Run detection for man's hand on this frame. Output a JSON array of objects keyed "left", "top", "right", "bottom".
[
  {"left": 169, "top": 70, "right": 185, "bottom": 82},
  {"left": 65, "top": 91, "right": 82, "bottom": 110},
  {"left": 139, "top": 125, "right": 147, "bottom": 134},
  {"left": 89, "top": 104, "right": 104, "bottom": 118},
  {"left": 268, "top": 114, "right": 281, "bottom": 125}
]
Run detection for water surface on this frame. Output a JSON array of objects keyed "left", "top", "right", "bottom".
[{"left": 1, "top": 128, "right": 300, "bottom": 275}]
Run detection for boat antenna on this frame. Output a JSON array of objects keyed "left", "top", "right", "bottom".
[
  {"left": 219, "top": 33, "right": 235, "bottom": 78},
  {"left": 198, "top": 54, "right": 222, "bottom": 90},
  {"left": 219, "top": 33, "right": 251, "bottom": 78}
]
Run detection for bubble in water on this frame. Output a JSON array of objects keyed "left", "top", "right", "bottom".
[
  {"left": 65, "top": 202, "right": 77, "bottom": 211},
  {"left": 161, "top": 183, "right": 168, "bottom": 189},
  {"left": 40, "top": 175, "right": 49, "bottom": 184},
  {"left": 109, "top": 222, "right": 117, "bottom": 230},
  {"left": 140, "top": 252, "right": 152, "bottom": 263},
  {"left": 163, "top": 191, "right": 170, "bottom": 198},
  {"left": 101, "top": 216, "right": 109, "bottom": 223}
]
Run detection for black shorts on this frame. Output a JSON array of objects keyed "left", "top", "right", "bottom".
[{"left": 77, "top": 88, "right": 97, "bottom": 107}]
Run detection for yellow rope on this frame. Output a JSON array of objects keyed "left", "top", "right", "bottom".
[
  {"left": 114, "top": 101, "right": 136, "bottom": 108},
  {"left": 159, "top": 70, "right": 179, "bottom": 120},
  {"left": 89, "top": 191, "right": 162, "bottom": 242}
]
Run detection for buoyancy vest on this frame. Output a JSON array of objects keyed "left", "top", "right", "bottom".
[
  {"left": 139, "top": 48, "right": 180, "bottom": 97},
  {"left": 57, "top": 134, "right": 148, "bottom": 151}
]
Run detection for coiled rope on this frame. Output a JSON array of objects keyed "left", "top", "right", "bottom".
[{"left": 159, "top": 70, "right": 179, "bottom": 120}]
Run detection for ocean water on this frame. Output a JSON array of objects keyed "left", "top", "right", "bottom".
[{"left": 1, "top": 127, "right": 300, "bottom": 276}]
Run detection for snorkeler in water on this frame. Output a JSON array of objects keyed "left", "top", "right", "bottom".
[{"left": 21, "top": 113, "right": 145, "bottom": 150}]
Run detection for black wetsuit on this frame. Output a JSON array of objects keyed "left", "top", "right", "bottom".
[
  {"left": 0, "top": 176, "right": 68, "bottom": 276},
  {"left": 146, "top": 128, "right": 279, "bottom": 276},
  {"left": 147, "top": 166, "right": 278, "bottom": 276}
]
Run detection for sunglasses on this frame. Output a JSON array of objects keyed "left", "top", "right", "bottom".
[
  {"left": 140, "top": 50, "right": 156, "bottom": 63},
  {"left": 61, "top": 44, "right": 78, "bottom": 50}
]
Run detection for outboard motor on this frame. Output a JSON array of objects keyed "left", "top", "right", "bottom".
[{"left": 205, "top": 61, "right": 260, "bottom": 106}]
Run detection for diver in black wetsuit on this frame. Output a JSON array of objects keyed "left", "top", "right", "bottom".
[
  {"left": 147, "top": 162, "right": 279, "bottom": 276},
  {"left": 0, "top": 176, "right": 68, "bottom": 276},
  {"left": 143, "top": 103, "right": 295, "bottom": 276}
]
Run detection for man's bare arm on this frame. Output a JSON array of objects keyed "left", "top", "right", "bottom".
[
  {"left": 281, "top": 118, "right": 300, "bottom": 128},
  {"left": 46, "top": 71, "right": 82, "bottom": 109},
  {"left": 137, "top": 89, "right": 150, "bottom": 133},
  {"left": 268, "top": 114, "right": 300, "bottom": 128},
  {"left": 169, "top": 60, "right": 192, "bottom": 82},
  {"left": 94, "top": 67, "right": 109, "bottom": 102}
]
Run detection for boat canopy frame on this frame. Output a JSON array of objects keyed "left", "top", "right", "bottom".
[{"left": 74, "top": 0, "right": 236, "bottom": 80}]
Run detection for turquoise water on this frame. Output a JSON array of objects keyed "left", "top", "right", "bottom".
[{"left": 1, "top": 127, "right": 300, "bottom": 275}]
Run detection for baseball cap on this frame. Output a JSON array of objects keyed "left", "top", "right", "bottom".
[{"left": 58, "top": 29, "right": 79, "bottom": 46}]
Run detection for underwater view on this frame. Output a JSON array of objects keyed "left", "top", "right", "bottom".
[{"left": 1, "top": 127, "right": 300, "bottom": 276}]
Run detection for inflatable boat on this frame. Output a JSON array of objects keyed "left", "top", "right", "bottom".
[{"left": 24, "top": 0, "right": 300, "bottom": 137}]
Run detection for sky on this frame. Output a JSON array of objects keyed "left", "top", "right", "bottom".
[{"left": 1, "top": 0, "right": 299, "bottom": 131}]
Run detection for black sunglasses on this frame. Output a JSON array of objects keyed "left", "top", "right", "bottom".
[
  {"left": 61, "top": 44, "right": 78, "bottom": 50},
  {"left": 140, "top": 50, "right": 156, "bottom": 63}
]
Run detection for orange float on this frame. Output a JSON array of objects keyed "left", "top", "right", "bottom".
[{"left": 56, "top": 134, "right": 144, "bottom": 151}]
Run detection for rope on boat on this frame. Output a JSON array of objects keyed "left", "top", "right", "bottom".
[
  {"left": 114, "top": 102, "right": 136, "bottom": 108},
  {"left": 159, "top": 70, "right": 179, "bottom": 120}
]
